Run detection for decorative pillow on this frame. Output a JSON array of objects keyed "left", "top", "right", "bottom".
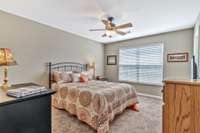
[
  {"left": 81, "top": 71, "right": 88, "bottom": 77},
  {"left": 61, "top": 72, "right": 72, "bottom": 83},
  {"left": 53, "top": 71, "right": 62, "bottom": 82},
  {"left": 71, "top": 73, "right": 81, "bottom": 82},
  {"left": 80, "top": 74, "right": 89, "bottom": 82},
  {"left": 87, "top": 70, "right": 94, "bottom": 80},
  {"left": 81, "top": 70, "right": 93, "bottom": 80}
]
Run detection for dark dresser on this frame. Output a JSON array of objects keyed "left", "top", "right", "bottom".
[{"left": 0, "top": 83, "right": 55, "bottom": 133}]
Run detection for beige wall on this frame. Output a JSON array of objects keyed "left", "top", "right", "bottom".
[
  {"left": 104, "top": 29, "right": 194, "bottom": 96},
  {"left": 0, "top": 10, "right": 194, "bottom": 97},
  {"left": 0, "top": 11, "right": 104, "bottom": 86}
]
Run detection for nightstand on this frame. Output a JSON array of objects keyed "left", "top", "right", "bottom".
[
  {"left": 96, "top": 76, "right": 108, "bottom": 81},
  {"left": 0, "top": 83, "right": 55, "bottom": 133}
]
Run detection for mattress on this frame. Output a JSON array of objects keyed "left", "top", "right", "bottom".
[{"left": 52, "top": 80, "right": 138, "bottom": 133}]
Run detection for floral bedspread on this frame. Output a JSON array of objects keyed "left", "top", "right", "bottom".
[{"left": 52, "top": 80, "right": 138, "bottom": 133}]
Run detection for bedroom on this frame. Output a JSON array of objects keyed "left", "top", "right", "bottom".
[{"left": 0, "top": 0, "right": 200, "bottom": 133}]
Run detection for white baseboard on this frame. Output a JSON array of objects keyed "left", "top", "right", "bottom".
[{"left": 137, "top": 92, "right": 163, "bottom": 100}]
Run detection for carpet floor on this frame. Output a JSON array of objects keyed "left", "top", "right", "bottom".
[{"left": 52, "top": 96, "right": 162, "bottom": 133}]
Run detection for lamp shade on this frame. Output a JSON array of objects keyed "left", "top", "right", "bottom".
[{"left": 0, "top": 48, "right": 17, "bottom": 66}]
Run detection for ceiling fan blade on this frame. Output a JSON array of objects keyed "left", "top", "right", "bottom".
[
  {"left": 102, "top": 19, "right": 109, "bottom": 26},
  {"left": 116, "top": 23, "right": 133, "bottom": 29},
  {"left": 102, "top": 33, "right": 107, "bottom": 37},
  {"left": 116, "top": 30, "right": 127, "bottom": 36},
  {"left": 89, "top": 29, "right": 105, "bottom": 31}
]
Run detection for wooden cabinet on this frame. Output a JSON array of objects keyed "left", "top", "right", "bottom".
[
  {"left": 163, "top": 80, "right": 200, "bottom": 133},
  {"left": 0, "top": 83, "right": 55, "bottom": 133}
]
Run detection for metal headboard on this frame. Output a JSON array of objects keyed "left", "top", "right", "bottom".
[{"left": 48, "top": 62, "right": 87, "bottom": 89}]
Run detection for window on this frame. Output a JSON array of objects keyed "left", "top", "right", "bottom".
[{"left": 119, "top": 43, "right": 164, "bottom": 85}]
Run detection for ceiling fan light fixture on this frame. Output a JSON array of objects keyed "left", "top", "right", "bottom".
[
  {"left": 89, "top": 16, "right": 133, "bottom": 38},
  {"left": 105, "top": 30, "right": 116, "bottom": 36}
]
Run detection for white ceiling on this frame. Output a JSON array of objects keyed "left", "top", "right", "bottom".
[{"left": 0, "top": 0, "right": 200, "bottom": 44}]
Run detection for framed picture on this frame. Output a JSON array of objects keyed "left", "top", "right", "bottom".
[
  {"left": 167, "top": 52, "right": 189, "bottom": 62},
  {"left": 107, "top": 55, "right": 117, "bottom": 65}
]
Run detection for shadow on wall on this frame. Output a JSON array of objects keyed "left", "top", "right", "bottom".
[{"left": 34, "top": 63, "right": 49, "bottom": 87}]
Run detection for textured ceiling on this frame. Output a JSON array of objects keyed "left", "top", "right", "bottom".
[{"left": 0, "top": 0, "right": 200, "bottom": 43}]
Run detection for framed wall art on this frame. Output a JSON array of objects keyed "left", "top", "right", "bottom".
[
  {"left": 107, "top": 55, "right": 117, "bottom": 65},
  {"left": 167, "top": 52, "right": 189, "bottom": 62}
]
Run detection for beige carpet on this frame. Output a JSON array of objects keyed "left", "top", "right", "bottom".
[{"left": 52, "top": 96, "right": 162, "bottom": 133}]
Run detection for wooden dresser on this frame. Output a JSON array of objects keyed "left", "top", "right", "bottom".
[{"left": 163, "top": 79, "right": 200, "bottom": 133}]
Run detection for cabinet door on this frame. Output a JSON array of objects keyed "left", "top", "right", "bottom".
[
  {"left": 163, "top": 83, "right": 175, "bottom": 133},
  {"left": 191, "top": 85, "right": 200, "bottom": 133},
  {"left": 0, "top": 96, "right": 51, "bottom": 133},
  {"left": 173, "top": 84, "right": 192, "bottom": 133},
  {"left": 164, "top": 84, "right": 192, "bottom": 133}
]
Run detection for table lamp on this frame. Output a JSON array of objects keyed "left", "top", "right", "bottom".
[
  {"left": 0, "top": 48, "right": 17, "bottom": 91},
  {"left": 86, "top": 62, "right": 95, "bottom": 79}
]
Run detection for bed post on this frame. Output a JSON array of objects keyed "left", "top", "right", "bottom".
[{"left": 48, "top": 62, "right": 52, "bottom": 89}]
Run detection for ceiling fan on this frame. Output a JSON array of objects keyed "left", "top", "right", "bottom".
[{"left": 89, "top": 17, "right": 133, "bottom": 38}]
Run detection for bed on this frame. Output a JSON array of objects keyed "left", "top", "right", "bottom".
[{"left": 49, "top": 62, "right": 138, "bottom": 133}]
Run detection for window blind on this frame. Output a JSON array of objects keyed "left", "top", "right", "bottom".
[{"left": 119, "top": 43, "right": 164, "bottom": 85}]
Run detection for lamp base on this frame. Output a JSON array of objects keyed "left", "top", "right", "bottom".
[
  {"left": 1, "top": 83, "right": 10, "bottom": 92},
  {"left": 1, "top": 67, "right": 10, "bottom": 91}
]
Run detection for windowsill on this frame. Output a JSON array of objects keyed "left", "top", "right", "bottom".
[{"left": 118, "top": 80, "right": 164, "bottom": 87}]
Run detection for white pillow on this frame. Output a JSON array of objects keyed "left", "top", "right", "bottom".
[
  {"left": 88, "top": 70, "right": 94, "bottom": 80},
  {"left": 61, "top": 72, "right": 72, "bottom": 83},
  {"left": 81, "top": 71, "right": 88, "bottom": 76},
  {"left": 71, "top": 73, "right": 81, "bottom": 82},
  {"left": 81, "top": 70, "right": 93, "bottom": 80}
]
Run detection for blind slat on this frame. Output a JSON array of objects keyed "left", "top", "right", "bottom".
[{"left": 119, "top": 44, "right": 164, "bottom": 84}]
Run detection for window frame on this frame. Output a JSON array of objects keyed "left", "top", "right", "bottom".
[{"left": 118, "top": 42, "right": 164, "bottom": 86}]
